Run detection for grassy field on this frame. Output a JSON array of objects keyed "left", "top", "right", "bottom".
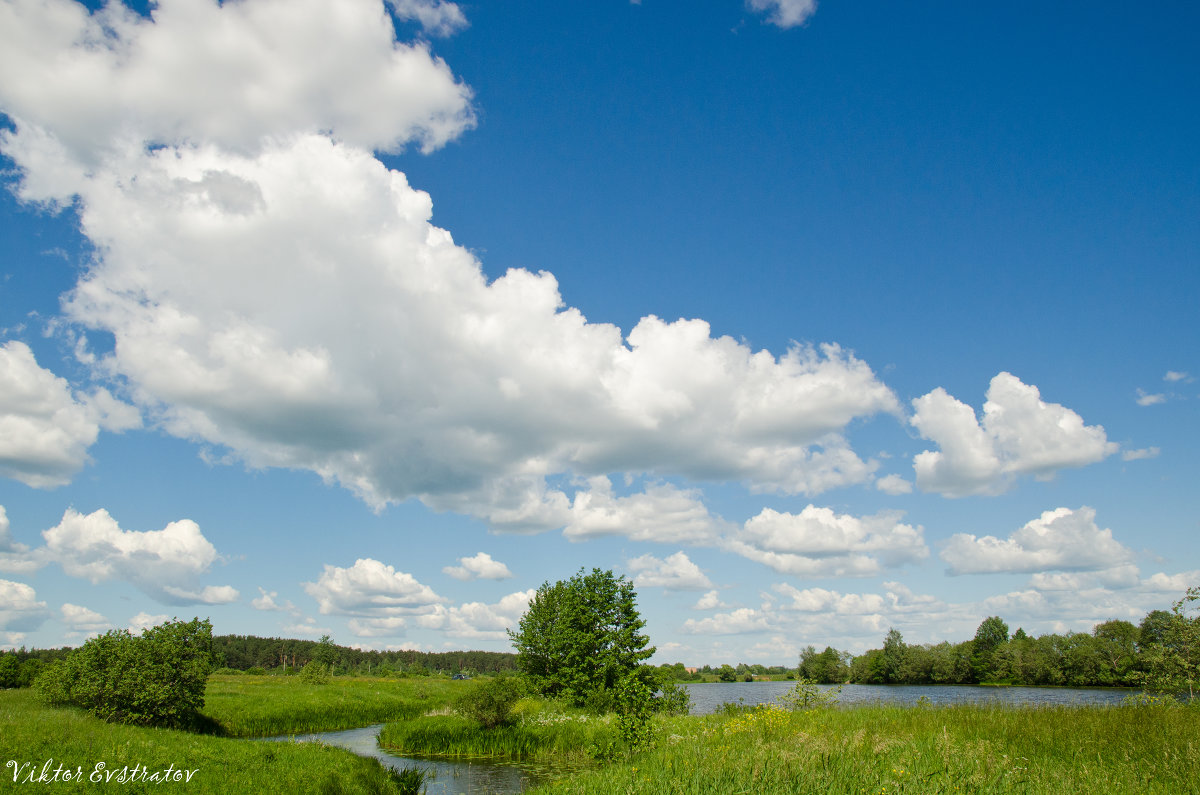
[
  {"left": 203, "top": 674, "right": 460, "bottom": 737},
  {"left": 525, "top": 701, "right": 1200, "bottom": 795},
  {"left": 0, "top": 687, "right": 414, "bottom": 793}
]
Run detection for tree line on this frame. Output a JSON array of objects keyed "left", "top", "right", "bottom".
[
  {"left": 211, "top": 634, "right": 518, "bottom": 676},
  {"left": 797, "top": 587, "right": 1198, "bottom": 693}
]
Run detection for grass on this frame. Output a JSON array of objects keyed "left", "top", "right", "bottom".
[
  {"left": 524, "top": 701, "right": 1200, "bottom": 794},
  {"left": 0, "top": 687, "right": 419, "bottom": 794},
  {"left": 380, "top": 698, "right": 616, "bottom": 765},
  {"left": 203, "top": 674, "right": 461, "bottom": 737}
]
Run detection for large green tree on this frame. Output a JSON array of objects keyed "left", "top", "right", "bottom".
[{"left": 508, "top": 568, "right": 654, "bottom": 706}]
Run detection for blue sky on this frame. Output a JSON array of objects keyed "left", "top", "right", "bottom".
[{"left": 0, "top": 0, "right": 1196, "bottom": 665}]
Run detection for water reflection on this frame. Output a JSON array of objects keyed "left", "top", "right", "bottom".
[
  {"left": 264, "top": 724, "right": 543, "bottom": 795},
  {"left": 683, "top": 681, "right": 1139, "bottom": 714}
]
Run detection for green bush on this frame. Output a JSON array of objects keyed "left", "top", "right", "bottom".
[
  {"left": 245, "top": 666, "right": 267, "bottom": 675},
  {"left": 454, "top": 674, "right": 526, "bottom": 728},
  {"left": 34, "top": 617, "right": 215, "bottom": 728},
  {"left": 299, "top": 661, "right": 331, "bottom": 684}
]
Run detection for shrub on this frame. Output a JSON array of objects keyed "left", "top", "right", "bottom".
[
  {"left": 454, "top": 674, "right": 525, "bottom": 728},
  {"left": 299, "top": 661, "right": 331, "bottom": 684},
  {"left": 245, "top": 666, "right": 267, "bottom": 675},
  {"left": 35, "top": 617, "right": 215, "bottom": 728}
]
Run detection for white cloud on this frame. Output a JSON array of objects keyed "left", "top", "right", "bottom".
[
  {"left": 693, "top": 590, "right": 727, "bottom": 610},
  {"left": 0, "top": 579, "right": 50, "bottom": 632},
  {"left": 941, "top": 506, "right": 1134, "bottom": 576},
  {"left": 724, "top": 505, "right": 927, "bottom": 577},
  {"left": 127, "top": 612, "right": 170, "bottom": 634},
  {"left": 304, "top": 558, "right": 443, "bottom": 616},
  {"left": 0, "top": 0, "right": 475, "bottom": 186},
  {"left": 1143, "top": 570, "right": 1200, "bottom": 593},
  {"left": 0, "top": 0, "right": 902, "bottom": 527},
  {"left": 771, "top": 584, "right": 886, "bottom": 614},
  {"left": 38, "top": 508, "right": 237, "bottom": 605},
  {"left": 875, "top": 474, "right": 913, "bottom": 495},
  {"left": 389, "top": 0, "right": 468, "bottom": 37},
  {"left": 747, "top": 0, "right": 818, "bottom": 29},
  {"left": 1136, "top": 389, "right": 1166, "bottom": 407},
  {"left": 413, "top": 589, "right": 535, "bottom": 640},
  {"left": 442, "top": 552, "right": 512, "bottom": 581},
  {"left": 681, "top": 607, "right": 771, "bottom": 635},
  {"left": 627, "top": 551, "right": 713, "bottom": 590},
  {"left": 252, "top": 587, "right": 290, "bottom": 611},
  {"left": 0, "top": 506, "right": 38, "bottom": 574},
  {"left": 61, "top": 603, "right": 109, "bottom": 634},
  {"left": 564, "top": 478, "right": 729, "bottom": 543},
  {"left": 1164, "top": 371, "right": 1190, "bottom": 383},
  {"left": 0, "top": 341, "right": 139, "bottom": 488},
  {"left": 1121, "top": 446, "right": 1160, "bottom": 462},
  {"left": 348, "top": 616, "right": 409, "bottom": 638},
  {"left": 911, "top": 373, "right": 1117, "bottom": 497}
]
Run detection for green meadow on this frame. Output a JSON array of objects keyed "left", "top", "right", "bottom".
[{"left": 4, "top": 675, "right": 1199, "bottom": 794}]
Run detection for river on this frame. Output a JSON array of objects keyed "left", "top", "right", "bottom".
[
  {"left": 683, "top": 680, "right": 1139, "bottom": 714},
  {"left": 267, "top": 682, "right": 1139, "bottom": 793}
]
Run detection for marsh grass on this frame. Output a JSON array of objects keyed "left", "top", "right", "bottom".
[
  {"left": 0, "top": 688, "right": 413, "bottom": 794},
  {"left": 203, "top": 674, "right": 461, "bottom": 737},
  {"left": 527, "top": 701, "right": 1200, "bottom": 794},
  {"left": 380, "top": 708, "right": 615, "bottom": 766}
]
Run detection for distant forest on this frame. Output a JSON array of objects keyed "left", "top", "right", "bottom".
[
  {"left": 795, "top": 611, "right": 1178, "bottom": 689},
  {"left": 210, "top": 634, "right": 519, "bottom": 675}
]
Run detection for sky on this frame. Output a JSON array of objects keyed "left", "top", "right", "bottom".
[{"left": 0, "top": 0, "right": 1197, "bottom": 666}]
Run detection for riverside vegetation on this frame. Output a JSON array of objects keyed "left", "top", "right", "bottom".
[{"left": 2, "top": 582, "right": 1197, "bottom": 793}]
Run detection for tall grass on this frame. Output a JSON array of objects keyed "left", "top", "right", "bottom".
[
  {"left": 0, "top": 688, "right": 414, "bottom": 794},
  {"left": 380, "top": 711, "right": 615, "bottom": 764},
  {"left": 203, "top": 674, "right": 462, "bottom": 737},
  {"left": 526, "top": 701, "right": 1200, "bottom": 794}
]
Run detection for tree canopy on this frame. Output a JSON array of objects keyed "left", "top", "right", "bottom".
[{"left": 508, "top": 567, "right": 655, "bottom": 706}]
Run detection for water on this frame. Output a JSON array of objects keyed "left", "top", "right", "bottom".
[
  {"left": 263, "top": 724, "right": 545, "bottom": 795},
  {"left": 683, "top": 681, "right": 1140, "bottom": 714}
]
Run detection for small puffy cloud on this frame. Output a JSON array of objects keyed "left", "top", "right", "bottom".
[
  {"left": 564, "top": 478, "right": 729, "bottom": 544},
  {"left": 0, "top": 579, "right": 50, "bottom": 632},
  {"left": 0, "top": 506, "right": 37, "bottom": 574},
  {"left": 1122, "top": 446, "right": 1160, "bottom": 462},
  {"left": 627, "top": 551, "right": 713, "bottom": 591},
  {"left": 443, "top": 552, "right": 512, "bottom": 581},
  {"left": 128, "top": 612, "right": 170, "bottom": 634},
  {"left": 724, "top": 505, "right": 927, "bottom": 577},
  {"left": 911, "top": 373, "right": 1117, "bottom": 497},
  {"left": 747, "top": 0, "right": 818, "bottom": 29},
  {"left": 61, "top": 603, "right": 110, "bottom": 634},
  {"left": 1028, "top": 565, "right": 1141, "bottom": 592},
  {"left": 1143, "top": 570, "right": 1200, "bottom": 593},
  {"left": 389, "top": 0, "right": 468, "bottom": 37},
  {"left": 252, "top": 587, "right": 287, "bottom": 611},
  {"left": 348, "top": 616, "right": 409, "bottom": 638},
  {"left": 304, "top": 558, "right": 443, "bottom": 616},
  {"left": 681, "top": 607, "right": 771, "bottom": 635},
  {"left": 1136, "top": 389, "right": 1166, "bottom": 407},
  {"left": 1164, "top": 371, "right": 1190, "bottom": 383},
  {"left": 0, "top": 341, "right": 139, "bottom": 488},
  {"left": 941, "top": 506, "right": 1134, "bottom": 576},
  {"left": 413, "top": 589, "right": 535, "bottom": 640},
  {"left": 39, "top": 509, "right": 237, "bottom": 605},
  {"left": 771, "top": 584, "right": 885, "bottom": 614},
  {"left": 281, "top": 617, "right": 332, "bottom": 637},
  {"left": 875, "top": 474, "right": 913, "bottom": 495},
  {"left": 693, "top": 590, "right": 727, "bottom": 610}
]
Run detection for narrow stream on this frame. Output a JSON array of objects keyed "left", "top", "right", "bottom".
[{"left": 264, "top": 724, "right": 545, "bottom": 795}]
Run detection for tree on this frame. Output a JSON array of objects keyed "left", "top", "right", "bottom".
[
  {"left": 882, "top": 628, "right": 907, "bottom": 684},
  {"left": 1140, "top": 586, "right": 1200, "bottom": 699},
  {"left": 971, "top": 616, "right": 1009, "bottom": 682},
  {"left": 508, "top": 568, "right": 654, "bottom": 706},
  {"left": 35, "top": 617, "right": 215, "bottom": 728}
]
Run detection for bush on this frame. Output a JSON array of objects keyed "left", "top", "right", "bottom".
[
  {"left": 35, "top": 617, "right": 215, "bottom": 728},
  {"left": 245, "top": 666, "right": 267, "bottom": 675},
  {"left": 299, "top": 661, "right": 331, "bottom": 684},
  {"left": 454, "top": 674, "right": 526, "bottom": 728}
]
